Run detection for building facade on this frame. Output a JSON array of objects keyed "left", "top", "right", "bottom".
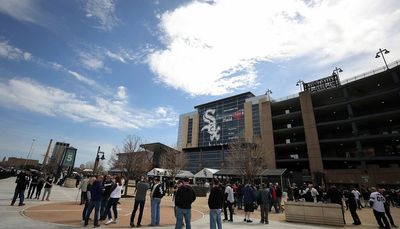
[{"left": 178, "top": 62, "right": 400, "bottom": 187}]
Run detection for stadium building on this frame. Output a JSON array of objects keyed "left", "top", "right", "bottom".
[{"left": 177, "top": 61, "right": 400, "bottom": 187}]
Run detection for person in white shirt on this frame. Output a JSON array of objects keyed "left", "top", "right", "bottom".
[
  {"left": 305, "top": 184, "right": 319, "bottom": 203},
  {"left": 105, "top": 176, "right": 123, "bottom": 225},
  {"left": 369, "top": 187, "right": 390, "bottom": 229},
  {"left": 223, "top": 182, "right": 234, "bottom": 222},
  {"left": 351, "top": 188, "right": 362, "bottom": 209}
]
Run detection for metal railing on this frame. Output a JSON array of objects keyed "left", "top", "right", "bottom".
[
  {"left": 340, "top": 59, "right": 400, "bottom": 85},
  {"left": 273, "top": 93, "right": 299, "bottom": 102}
]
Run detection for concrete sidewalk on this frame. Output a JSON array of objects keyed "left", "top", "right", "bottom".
[{"left": 1, "top": 177, "right": 396, "bottom": 229}]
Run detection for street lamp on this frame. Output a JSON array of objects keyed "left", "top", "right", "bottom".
[
  {"left": 24, "top": 139, "right": 36, "bottom": 169},
  {"left": 93, "top": 146, "right": 105, "bottom": 174},
  {"left": 332, "top": 67, "right": 343, "bottom": 77},
  {"left": 296, "top": 80, "right": 304, "bottom": 92},
  {"left": 265, "top": 89, "right": 272, "bottom": 100},
  {"left": 375, "top": 48, "right": 390, "bottom": 70}
]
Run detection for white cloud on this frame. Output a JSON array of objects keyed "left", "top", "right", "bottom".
[
  {"left": 67, "top": 70, "right": 98, "bottom": 87},
  {"left": 77, "top": 45, "right": 146, "bottom": 71},
  {"left": 106, "top": 50, "right": 126, "bottom": 63},
  {"left": 0, "top": 39, "right": 33, "bottom": 61},
  {"left": 0, "top": 0, "right": 46, "bottom": 26},
  {"left": 115, "top": 86, "right": 128, "bottom": 102},
  {"left": 84, "top": 0, "right": 118, "bottom": 31},
  {"left": 0, "top": 78, "right": 178, "bottom": 129},
  {"left": 78, "top": 51, "right": 105, "bottom": 70},
  {"left": 148, "top": 0, "right": 400, "bottom": 96}
]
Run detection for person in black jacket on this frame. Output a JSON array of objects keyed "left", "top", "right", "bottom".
[
  {"left": 208, "top": 179, "right": 224, "bottom": 229},
  {"left": 27, "top": 171, "right": 39, "bottom": 199},
  {"left": 35, "top": 174, "right": 45, "bottom": 199},
  {"left": 100, "top": 175, "right": 113, "bottom": 220},
  {"left": 344, "top": 190, "right": 361, "bottom": 225},
  {"left": 150, "top": 177, "right": 164, "bottom": 226},
  {"left": 325, "top": 185, "right": 345, "bottom": 224},
  {"left": 11, "top": 171, "right": 29, "bottom": 206},
  {"left": 175, "top": 177, "right": 196, "bottom": 229}
]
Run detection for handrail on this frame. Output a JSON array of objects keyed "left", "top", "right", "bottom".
[{"left": 341, "top": 59, "right": 400, "bottom": 85}]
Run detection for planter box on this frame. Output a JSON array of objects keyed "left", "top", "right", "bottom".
[
  {"left": 64, "top": 178, "right": 76, "bottom": 188},
  {"left": 285, "top": 201, "right": 345, "bottom": 226}
]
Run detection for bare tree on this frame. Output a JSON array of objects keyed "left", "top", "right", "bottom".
[
  {"left": 226, "top": 138, "right": 265, "bottom": 183},
  {"left": 85, "top": 161, "right": 104, "bottom": 173},
  {"left": 160, "top": 146, "right": 188, "bottom": 180},
  {"left": 109, "top": 135, "right": 152, "bottom": 196}
]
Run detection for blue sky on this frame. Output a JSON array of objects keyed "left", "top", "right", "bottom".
[{"left": 0, "top": 0, "right": 399, "bottom": 167}]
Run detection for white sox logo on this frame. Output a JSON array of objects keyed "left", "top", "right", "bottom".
[{"left": 201, "top": 109, "right": 221, "bottom": 142}]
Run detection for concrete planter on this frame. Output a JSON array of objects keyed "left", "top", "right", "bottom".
[
  {"left": 63, "top": 178, "right": 76, "bottom": 188},
  {"left": 285, "top": 201, "right": 345, "bottom": 226}
]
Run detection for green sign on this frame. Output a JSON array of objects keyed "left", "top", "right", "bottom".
[{"left": 62, "top": 147, "right": 77, "bottom": 167}]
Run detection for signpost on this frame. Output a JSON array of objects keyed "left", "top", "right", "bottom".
[{"left": 61, "top": 147, "right": 77, "bottom": 176}]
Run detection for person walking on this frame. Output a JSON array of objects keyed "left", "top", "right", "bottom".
[
  {"left": 344, "top": 190, "right": 361, "bottom": 225},
  {"left": 243, "top": 183, "right": 256, "bottom": 223},
  {"left": 257, "top": 183, "right": 271, "bottom": 224},
  {"left": 27, "top": 171, "right": 39, "bottom": 199},
  {"left": 275, "top": 183, "right": 282, "bottom": 212},
  {"left": 370, "top": 187, "right": 390, "bottom": 229},
  {"left": 150, "top": 177, "right": 164, "bottom": 226},
  {"left": 351, "top": 187, "right": 363, "bottom": 209},
  {"left": 382, "top": 189, "right": 398, "bottom": 228},
  {"left": 100, "top": 175, "right": 113, "bottom": 220},
  {"left": 79, "top": 176, "right": 90, "bottom": 205},
  {"left": 130, "top": 176, "right": 150, "bottom": 227},
  {"left": 236, "top": 183, "right": 244, "bottom": 210},
  {"left": 175, "top": 177, "right": 196, "bottom": 229},
  {"left": 42, "top": 173, "right": 54, "bottom": 201},
  {"left": 208, "top": 179, "right": 224, "bottom": 229},
  {"left": 105, "top": 176, "right": 123, "bottom": 225},
  {"left": 11, "top": 170, "right": 29, "bottom": 206},
  {"left": 84, "top": 175, "right": 104, "bottom": 227},
  {"left": 82, "top": 177, "right": 95, "bottom": 221},
  {"left": 223, "top": 182, "right": 234, "bottom": 222}
]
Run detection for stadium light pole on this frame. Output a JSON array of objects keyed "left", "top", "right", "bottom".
[
  {"left": 24, "top": 138, "right": 36, "bottom": 169},
  {"left": 375, "top": 48, "right": 390, "bottom": 70},
  {"left": 296, "top": 80, "right": 304, "bottom": 92},
  {"left": 332, "top": 67, "right": 343, "bottom": 77},
  {"left": 93, "top": 146, "right": 105, "bottom": 174},
  {"left": 265, "top": 89, "right": 272, "bottom": 100}
]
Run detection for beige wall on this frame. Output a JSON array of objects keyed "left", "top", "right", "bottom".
[
  {"left": 260, "top": 99, "right": 276, "bottom": 169},
  {"left": 181, "top": 113, "right": 199, "bottom": 149},
  {"left": 299, "top": 91, "right": 323, "bottom": 173},
  {"left": 191, "top": 113, "right": 199, "bottom": 148},
  {"left": 181, "top": 116, "right": 189, "bottom": 148}
]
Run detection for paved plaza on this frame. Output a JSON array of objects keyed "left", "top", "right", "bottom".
[{"left": 1, "top": 177, "right": 399, "bottom": 229}]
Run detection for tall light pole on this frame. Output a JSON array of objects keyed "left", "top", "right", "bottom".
[
  {"left": 265, "top": 89, "right": 272, "bottom": 100},
  {"left": 375, "top": 48, "right": 390, "bottom": 70},
  {"left": 24, "top": 139, "right": 36, "bottom": 169},
  {"left": 93, "top": 146, "right": 105, "bottom": 174},
  {"left": 332, "top": 67, "right": 343, "bottom": 77},
  {"left": 296, "top": 80, "right": 304, "bottom": 92}
]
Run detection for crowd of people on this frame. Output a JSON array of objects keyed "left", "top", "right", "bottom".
[
  {"left": 9, "top": 171, "right": 400, "bottom": 229},
  {"left": 10, "top": 170, "right": 54, "bottom": 206},
  {"left": 78, "top": 175, "right": 196, "bottom": 228}
]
